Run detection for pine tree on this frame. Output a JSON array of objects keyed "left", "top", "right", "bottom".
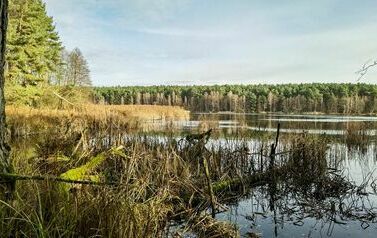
[{"left": 6, "top": 0, "right": 62, "bottom": 86}]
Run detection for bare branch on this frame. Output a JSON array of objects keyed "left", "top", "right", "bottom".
[
  {"left": 53, "top": 91, "right": 75, "bottom": 106},
  {"left": 356, "top": 59, "right": 377, "bottom": 81}
]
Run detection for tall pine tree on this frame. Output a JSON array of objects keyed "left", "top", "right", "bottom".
[{"left": 6, "top": 0, "right": 62, "bottom": 86}]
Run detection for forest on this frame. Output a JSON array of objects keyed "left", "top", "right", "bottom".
[{"left": 94, "top": 83, "right": 377, "bottom": 114}]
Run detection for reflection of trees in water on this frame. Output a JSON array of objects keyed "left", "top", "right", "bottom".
[
  {"left": 194, "top": 113, "right": 377, "bottom": 140},
  {"left": 210, "top": 132, "right": 377, "bottom": 237},
  {"left": 243, "top": 166, "right": 377, "bottom": 237}
]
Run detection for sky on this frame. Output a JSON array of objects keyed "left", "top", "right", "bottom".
[{"left": 44, "top": 0, "right": 377, "bottom": 86}]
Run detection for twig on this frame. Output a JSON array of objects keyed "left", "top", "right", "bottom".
[{"left": 355, "top": 59, "right": 377, "bottom": 81}]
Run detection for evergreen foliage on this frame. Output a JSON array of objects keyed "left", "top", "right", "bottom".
[
  {"left": 7, "top": 0, "right": 62, "bottom": 86},
  {"left": 5, "top": 0, "right": 91, "bottom": 106}
]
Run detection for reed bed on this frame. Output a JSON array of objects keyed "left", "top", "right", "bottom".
[{"left": 5, "top": 104, "right": 189, "bottom": 137}]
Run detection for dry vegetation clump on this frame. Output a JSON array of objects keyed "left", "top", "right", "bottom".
[
  {"left": 344, "top": 121, "right": 370, "bottom": 151},
  {"left": 189, "top": 214, "right": 240, "bottom": 238},
  {"left": 283, "top": 134, "right": 329, "bottom": 188},
  {"left": 277, "top": 134, "right": 358, "bottom": 201},
  {"left": 101, "top": 104, "right": 190, "bottom": 121},
  {"left": 197, "top": 114, "right": 220, "bottom": 132}
]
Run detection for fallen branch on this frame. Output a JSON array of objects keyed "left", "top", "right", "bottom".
[
  {"left": 53, "top": 91, "right": 75, "bottom": 106},
  {"left": 0, "top": 173, "right": 117, "bottom": 186}
]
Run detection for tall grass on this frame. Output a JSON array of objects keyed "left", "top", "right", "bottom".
[
  {"left": 6, "top": 104, "right": 189, "bottom": 137},
  {"left": 4, "top": 131, "right": 251, "bottom": 237}
]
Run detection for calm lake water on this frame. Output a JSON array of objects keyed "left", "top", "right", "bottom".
[
  {"left": 163, "top": 113, "right": 377, "bottom": 237},
  {"left": 149, "top": 113, "right": 377, "bottom": 136}
]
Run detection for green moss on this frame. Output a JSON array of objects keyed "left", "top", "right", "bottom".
[
  {"left": 60, "top": 152, "right": 106, "bottom": 181},
  {"left": 212, "top": 178, "right": 241, "bottom": 193}
]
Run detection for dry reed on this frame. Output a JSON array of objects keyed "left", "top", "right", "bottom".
[{"left": 5, "top": 104, "right": 189, "bottom": 137}]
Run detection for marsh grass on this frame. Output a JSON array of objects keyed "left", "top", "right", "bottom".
[
  {"left": 2, "top": 128, "right": 272, "bottom": 237},
  {"left": 3, "top": 138, "right": 189, "bottom": 237},
  {"left": 6, "top": 104, "right": 189, "bottom": 138},
  {"left": 1, "top": 113, "right": 363, "bottom": 237}
]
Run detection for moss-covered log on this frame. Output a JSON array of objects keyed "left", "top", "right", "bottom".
[{"left": 212, "top": 165, "right": 289, "bottom": 194}]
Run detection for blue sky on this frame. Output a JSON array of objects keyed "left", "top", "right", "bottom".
[{"left": 44, "top": 0, "right": 377, "bottom": 86}]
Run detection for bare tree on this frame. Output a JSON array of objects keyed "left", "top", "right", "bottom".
[
  {"left": 66, "top": 48, "right": 91, "bottom": 86},
  {"left": 0, "top": 0, "right": 12, "bottom": 198}
]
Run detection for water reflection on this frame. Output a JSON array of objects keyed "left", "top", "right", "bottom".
[
  {"left": 214, "top": 142, "right": 377, "bottom": 238},
  {"left": 148, "top": 113, "right": 377, "bottom": 137}
]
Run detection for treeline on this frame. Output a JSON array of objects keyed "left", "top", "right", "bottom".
[
  {"left": 6, "top": 0, "right": 91, "bottom": 106},
  {"left": 93, "top": 83, "right": 377, "bottom": 114}
]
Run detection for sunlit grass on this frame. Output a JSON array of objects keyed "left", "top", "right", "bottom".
[{"left": 5, "top": 104, "right": 189, "bottom": 137}]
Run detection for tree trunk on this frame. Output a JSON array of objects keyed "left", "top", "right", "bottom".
[{"left": 0, "top": 0, "right": 12, "bottom": 199}]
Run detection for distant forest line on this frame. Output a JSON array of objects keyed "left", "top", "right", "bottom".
[{"left": 93, "top": 83, "right": 377, "bottom": 114}]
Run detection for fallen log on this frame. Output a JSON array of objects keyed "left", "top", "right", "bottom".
[{"left": 212, "top": 164, "right": 289, "bottom": 194}]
